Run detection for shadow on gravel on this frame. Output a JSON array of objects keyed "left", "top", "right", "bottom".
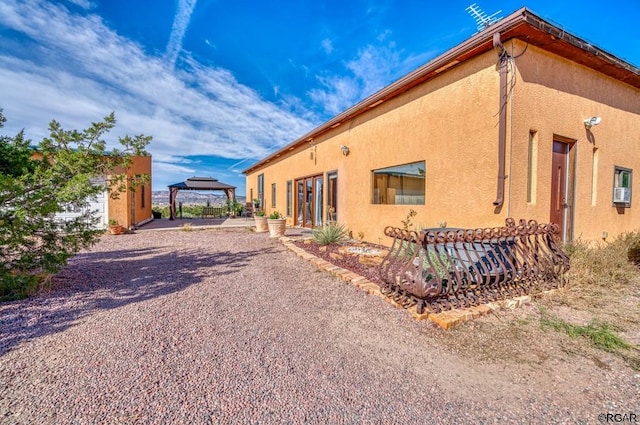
[{"left": 0, "top": 243, "right": 278, "bottom": 357}]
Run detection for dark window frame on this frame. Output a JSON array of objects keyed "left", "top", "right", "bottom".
[{"left": 613, "top": 166, "right": 632, "bottom": 207}]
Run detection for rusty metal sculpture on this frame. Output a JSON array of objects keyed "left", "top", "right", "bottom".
[{"left": 379, "top": 219, "right": 570, "bottom": 314}]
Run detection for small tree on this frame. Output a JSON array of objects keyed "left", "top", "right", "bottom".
[{"left": 0, "top": 108, "right": 151, "bottom": 300}]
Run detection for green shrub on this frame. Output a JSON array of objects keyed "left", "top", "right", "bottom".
[
  {"left": 312, "top": 223, "right": 349, "bottom": 245},
  {"left": 268, "top": 211, "right": 282, "bottom": 219},
  {"left": 0, "top": 272, "right": 40, "bottom": 302}
]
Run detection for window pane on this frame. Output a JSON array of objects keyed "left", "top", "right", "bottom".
[
  {"left": 286, "top": 181, "right": 292, "bottom": 216},
  {"left": 297, "top": 181, "right": 304, "bottom": 223},
  {"left": 328, "top": 172, "right": 337, "bottom": 221},
  {"left": 372, "top": 161, "right": 426, "bottom": 205},
  {"left": 315, "top": 177, "right": 323, "bottom": 227},
  {"left": 258, "top": 174, "right": 264, "bottom": 209},
  {"left": 305, "top": 179, "right": 312, "bottom": 223},
  {"left": 613, "top": 166, "right": 632, "bottom": 206}
]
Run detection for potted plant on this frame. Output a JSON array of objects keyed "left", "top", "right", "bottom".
[
  {"left": 267, "top": 211, "right": 287, "bottom": 238},
  {"left": 253, "top": 198, "right": 260, "bottom": 209},
  {"left": 152, "top": 207, "right": 162, "bottom": 219},
  {"left": 108, "top": 218, "right": 124, "bottom": 235},
  {"left": 254, "top": 210, "right": 268, "bottom": 233}
]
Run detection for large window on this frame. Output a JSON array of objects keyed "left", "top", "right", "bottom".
[
  {"left": 613, "top": 166, "right": 632, "bottom": 207},
  {"left": 372, "top": 161, "right": 425, "bottom": 205},
  {"left": 286, "top": 180, "right": 292, "bottom": 217},
  {"left": 257, "top": 174, "right": 264, "bottom": 210}
]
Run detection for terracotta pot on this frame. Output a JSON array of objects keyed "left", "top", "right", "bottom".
[
  {"left": 267, "top": 218, "right": 287, "bottom": 238},
  {"left": 109, "top": 224, "right": 124, "bottom": 235},
  {"left": 254, "top": 216, "right": 268, "bottom": 233}
]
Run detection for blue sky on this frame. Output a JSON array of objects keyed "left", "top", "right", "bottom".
[{"left": 1, "top": 0, "right": 638, "bottom": 194}]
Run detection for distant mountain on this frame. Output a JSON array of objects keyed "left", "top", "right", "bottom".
[{"left": 152, "top": 191, "right": 245, "bottom": 206}]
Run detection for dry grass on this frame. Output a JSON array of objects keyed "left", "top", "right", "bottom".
[
  {"left": 543, "top": 233, "right": 640, "bottom": 329},
  {"left": 430, "top": 232, "right": 640, "bottom": 371}
]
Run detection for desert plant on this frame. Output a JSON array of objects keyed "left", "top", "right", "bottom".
[
  {"left": 108, "top": 218, "right": 119, "bottom": 226},
  {"left": 540, "top": 311, "right": 633, "bottom": 353},
  {"left": 401, "top": 209, "right": 417, "bottom": 231},
  {"left": 312, "top": 222, "right": 349, "bottom": 245},
  {"left": 225, "top": 198, "right": 243, "bottom": 216},
  {"left": 255, "top": 210, "right": 265, "bottom": 217},
  {"left": 268, "top": 211, "right": 282, "bottom": 219},
  {"left": 422, "top": 250, "right": 455, "bottom": 280}
]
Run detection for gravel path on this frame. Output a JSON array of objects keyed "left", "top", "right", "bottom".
[{"left": 1, "top": 228, "right": 638, "bottom": 424}]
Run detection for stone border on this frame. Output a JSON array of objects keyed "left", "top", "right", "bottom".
[{"left": 280, "top": 236, "right": 533, "bottom": 329}]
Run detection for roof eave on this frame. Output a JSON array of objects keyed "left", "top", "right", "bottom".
[{"left": 242, "top": 7, "right": 639, "bottom": 175}]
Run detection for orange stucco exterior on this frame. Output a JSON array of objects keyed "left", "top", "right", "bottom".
[
  {"left": 108, "top": 155, "right": 153, "bottom": 229},
  {"left": 244, "top": 10, "right": 640, "bottom": 246}
]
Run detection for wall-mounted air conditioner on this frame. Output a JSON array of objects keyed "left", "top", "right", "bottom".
[{"left": 613, "top": 187, "right": 630, "bottom": 203}]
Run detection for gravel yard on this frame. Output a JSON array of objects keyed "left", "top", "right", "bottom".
[{"left": 1, "top": 228, "right": 639, "bottom": 424}]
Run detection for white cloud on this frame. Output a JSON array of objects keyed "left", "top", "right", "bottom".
[
  {"left": 0, "top": 0, "right": 316, "bottom": 190},
  {"left": 165, "top": 0, "right": 198, "bottom": 68},
  {"left": 308, "top": 42, "right": 402, "bottom": 116},
  {"left": 321, "top": 38, "right": 334, "bottom": 55},
  {"left": 66, "top": 0, "right": 94, "bottom": 9}
]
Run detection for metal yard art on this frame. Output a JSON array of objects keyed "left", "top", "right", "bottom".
[{"left": 379, "top": 218, "right": 570, "bottom": 314}]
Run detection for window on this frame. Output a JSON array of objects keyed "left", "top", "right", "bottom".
[
  {"left": 271, "top": 183, "right": 276, "bottom": 208},
  {"left": 257, "top": 174, "right": 264, "bottom": 209},
  {"left": 372, "top": 161, "right": 425, "bottom": 205},
  {"left": 613, "top": 166, "right": 632, "bottom": 207},
  {"left": 286, "top": 180, "right": 292, "bottom": 216},
  {"left": 140, "top": 185, "right": 146, "bottom": 208},
  {"left": 327, "top": 171, "right": 337, "bottom": 221}
]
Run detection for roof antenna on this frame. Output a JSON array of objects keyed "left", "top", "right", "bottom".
[{"left": 465, "top": 3, "right": 503, "bottom": 33}]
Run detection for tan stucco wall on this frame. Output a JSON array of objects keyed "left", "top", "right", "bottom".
[
  {"left": 108, "top": 155, "right": 152, "bottom": 228},
  {"left": 507, "top": 39, "right": 640, "bottom": 241},
  {"left": 247, "top": 51, "right": 505, "bottom": 245},
  {"left": 246, "top": 41, "right": 640, "bottom": 245}
]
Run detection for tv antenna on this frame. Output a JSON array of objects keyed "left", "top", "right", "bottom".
[{"left": 465, "top": 3, "right": 502, "bottom": 32}]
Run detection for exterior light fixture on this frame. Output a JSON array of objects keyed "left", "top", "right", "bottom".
[
  {"left": 583, "top": 116, "right": 602, "bottom": 130},
  {"left": 340, "top": 145, "right": 350, "bottom": 156}
]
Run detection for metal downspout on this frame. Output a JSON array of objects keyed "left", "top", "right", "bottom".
[{"left": 493, "top": 33, "right": 508, "bottom": 207}]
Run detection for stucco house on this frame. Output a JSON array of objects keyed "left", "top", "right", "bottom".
[
  {"left": 53, "top": 155, "right": 153, "bottom": 230},
  {"left": 243, "top": 7, "right": 640, "bottom": 245}
]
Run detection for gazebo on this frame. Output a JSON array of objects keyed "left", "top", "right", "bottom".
[{"left": 168, "top": 176, "right": 236, "bottom": 220}]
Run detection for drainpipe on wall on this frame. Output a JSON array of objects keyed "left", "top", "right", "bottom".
[{"left": 493, "top": 32, "right": 508, "bottom": 207}]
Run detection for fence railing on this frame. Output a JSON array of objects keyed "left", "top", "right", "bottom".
[{"left": 379, "top": 218, "right": 570, "bottom": 313}]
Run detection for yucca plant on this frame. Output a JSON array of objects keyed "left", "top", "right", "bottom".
[{"left": 312, "top": 222, "right": 349, "bottom": 245}]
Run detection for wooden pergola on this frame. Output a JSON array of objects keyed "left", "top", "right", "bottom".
[{"left": 168, "top": 176, "right": 236, "bottom": 220}]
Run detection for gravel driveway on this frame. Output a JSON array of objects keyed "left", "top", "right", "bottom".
[{"left": 1, "top": 228, "right": 638, "bottom": 424}]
